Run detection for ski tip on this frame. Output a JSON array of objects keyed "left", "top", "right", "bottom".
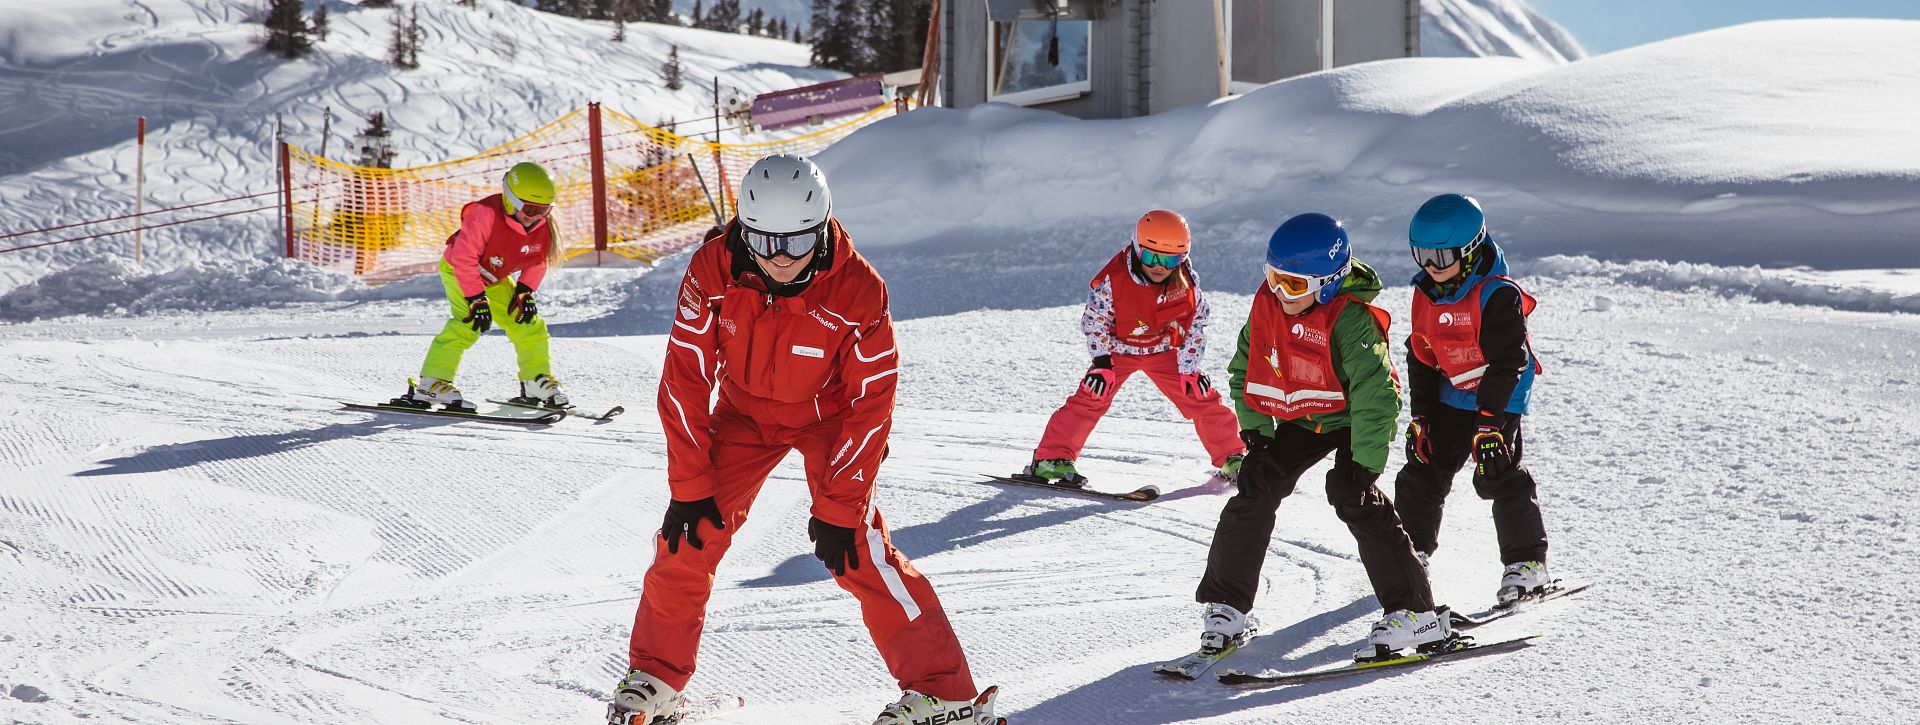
[{"left": 1131, "top": 485, "right": 1162, "bottom": 501}]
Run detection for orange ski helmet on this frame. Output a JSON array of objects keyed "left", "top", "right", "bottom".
[{"left": 1133, "top": 210, "right": 1191, "bottom": 255}]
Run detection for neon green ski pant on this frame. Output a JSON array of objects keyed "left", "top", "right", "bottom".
[{"left": 419, "top": 259, "right": 551, "bottom": 382}]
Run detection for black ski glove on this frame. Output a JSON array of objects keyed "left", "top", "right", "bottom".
[
  {"left": 1239, "top": 429, "right": 1272, "bottom": 454},
  {"left": 462, "top": 293, "right": 493, "bottom": 333},
  {"left": 1080, "top": 354, "right": 1116, "bottom": 400},
  {"left": 1472, "top": 412, "right": 1515, "bottom": 479},
  {"left": 1405, "top": 416, "right": 1433, "bottom": 466},
  {"left": 659, "top": 497, "right": 725, "bottom": 554},
  {"left": 506, "top": 282, "right": 538, "bottom": 324},
  {"left": 808, "top": 516, "right": 860, "bottom": 577}
]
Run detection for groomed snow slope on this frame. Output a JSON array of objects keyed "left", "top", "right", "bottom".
[
  {"left": 2, "top": 276, "right": 1917, "bottom": 723},
  {"left": 1423, "top": 0, "right": 1587, "bottom": 63}
]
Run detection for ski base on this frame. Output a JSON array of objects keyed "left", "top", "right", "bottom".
[
  {"left": 1153, "top": 643, "right": 1242, "bottom": 680},
  {"left": 982, "top": 474, "right": 1160, "bottom": 502},
  {"left": 340, "top": 401, "right": 564, "bottom": 425},
  {"left": 1450, "top": 579, "right": 1594, "bottom": 630},
  {"left": 488, "top": 397, "right": 625, "bottom": 421},
  {"left": 606, "top": 693, "right": 745, "bottom": 725},
  {"left": 1217, "top": 633, "right": 1542, "bottom": 686}
]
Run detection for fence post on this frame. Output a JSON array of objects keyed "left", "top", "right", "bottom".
[
  {"left": 135, "top": 116, "right": 145, "bottom": 267},
  {"left": 281, "top": 142, "right": 294, "bottom": 258},
  {"left": 588, "top": 101, "right": 610, "bottom": 264}
]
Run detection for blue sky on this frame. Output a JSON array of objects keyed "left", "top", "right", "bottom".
[{"left": 1530, "top": 0, "right": 1920, "bottom": 54}]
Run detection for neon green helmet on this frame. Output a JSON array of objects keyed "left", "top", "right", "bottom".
[{"left": 502, "top": 162, "right": 555, "bottom": 214}]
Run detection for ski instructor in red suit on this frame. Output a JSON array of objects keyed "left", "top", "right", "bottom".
[{"left": 608, "top": 155, "right": 1001, "bottom": 725}]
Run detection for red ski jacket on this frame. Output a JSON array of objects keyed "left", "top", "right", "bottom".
[
  {"left": 442, "top": 194, "right": 553, "bottom": 297},
  {"left": 655, "top": 220, "right": 897, "bottom": 529}
]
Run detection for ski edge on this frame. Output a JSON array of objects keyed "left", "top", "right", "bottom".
[
  {"left": 1152, "top": 643, "right": 1240, "bottom": 680},
  {"left": 1215, "top": 633, "right": 1544, "bottom": 686},
  {"left": 486, "top": 397, "right": 625, "bottom": 421},
  {"left": 1451, "top": 580, "right": 1595, "bottom": 629},
  {"left": 339, "top": 402, "right": 565, "bottom": 425},
  {"left": 981, "top": 474, "right": 1160, "bottom": 502}
]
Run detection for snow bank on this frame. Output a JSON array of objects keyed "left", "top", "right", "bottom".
[
  {"left": 822, "top": 20, "right": 1920, "bottom": 274},
  {"left": 0, "top": 254, "right": 433, "bottom": 321},
  {"left": 1527, "top": 256, "right": 1920, "bottom": 315}
]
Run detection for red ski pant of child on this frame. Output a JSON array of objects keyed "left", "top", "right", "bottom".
[
  {"left": 628, "top": 405, "right": 978, "bottom": 701},
  {"left": 1033, "top": 350, "right": 1245, "bottom": 466}
]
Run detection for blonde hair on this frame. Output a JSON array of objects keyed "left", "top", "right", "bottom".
[{"left": 543, "top": 216, "right": 564, "bottom": 265}]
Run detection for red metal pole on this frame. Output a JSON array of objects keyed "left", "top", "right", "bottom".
[
  {"left": 588, "top": 102, "right": 610, "bottom": 261},
  {"left": 281, "top": 142, "right": 295, "bottom": 258}
]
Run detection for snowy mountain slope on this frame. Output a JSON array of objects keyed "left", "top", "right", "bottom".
[
  {"left": 2, "top": 274, "right": 1916, "bottom": 724},
  {"left": 0, "top": 0, "right": 839, "bottom": 294},
  {"left": 1422, "top": 0, "right": 1586, "bottom": 63}
]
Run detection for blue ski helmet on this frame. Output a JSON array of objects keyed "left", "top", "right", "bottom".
[
  {"left": 1409, "top": 194, "right": 1485, "bottom": 250},
  {"left": 1265, "top": 213, "right": 1352, "bottom": 304}
]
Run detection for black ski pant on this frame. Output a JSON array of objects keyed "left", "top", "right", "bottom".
[
  {"left": 1394, "top": 406, "right": 1549, "bottom": 565},
  {"left": 1196, "top": 422, "right": 1433, "bottom": 616}
]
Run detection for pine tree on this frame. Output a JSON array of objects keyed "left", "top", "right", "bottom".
[
  {"left": 357, "top": 112, "right": 397, "bottom": 168},
  {"left": 747, "top": 8, "right": 763, "bottom": 36},
  {"left": 690, "top": 0, "right": 703, "bottom": 28},
  {"left": 612, "top": 0, "right": 627, "bottom": 42},
  {"left": 263, "top": 0, "right": 314, "bottom": 58},
  {"left": 405, "top": 5, "right": 423, "bottom": 69},
  {"left": 662, "top": 44, "right": 684, "bottom": 90},
  {"left": 363, "top": 0, "right": 394, "bottom": 7},
  {"left": 792, "top": 24, "right": 803, "bottom": 43},
  {"left": 704, "top": 0, "right": 740, "bottom": 33},
  {"left": 311, "top": 4, "right": 330, "bottom": 43},
  {"left": 387, "top": 7, "right": 414, "bottom": 69}
]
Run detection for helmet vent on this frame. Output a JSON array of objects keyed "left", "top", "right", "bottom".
[
  {"left": 790, "top": 169, "right": 802, "bottom": 179},
  {"left": 804, "top": 191, "right": 814, "bottom": 202}
]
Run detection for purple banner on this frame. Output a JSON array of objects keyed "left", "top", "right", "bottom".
[{"left": 752, "top": 74, "right": 886, "bottom": 131}]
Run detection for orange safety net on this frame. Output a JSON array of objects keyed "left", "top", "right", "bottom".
[{"left": 285, "top": 102, "right": 903, "bottom": 282}]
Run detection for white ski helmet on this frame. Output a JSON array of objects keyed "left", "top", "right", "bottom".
[{"left": 738, "top": 154, "right": 831, "bottom": 234}]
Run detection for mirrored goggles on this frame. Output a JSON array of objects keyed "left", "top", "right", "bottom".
[
  {"left": 1265, "top": 263, "right": 1345, "bottom": 300},
  {"left": 1409, "top": 229, "right": 1483, "bottom": 269},
  {"left": 742, "top": 223, "right": 826, "bottom": 259},
  {"left": 1409, "top": 245, "right": 1466, "bottom": 270},
  {"left": 1135, "top": 243, "right": 1186, "bottom": 270}
]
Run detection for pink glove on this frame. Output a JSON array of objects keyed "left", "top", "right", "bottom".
[
  {"left": 1181, "top": 371, "right": 1213, "bottom": 400},
  {"left": 1079, "top": 366, "right": 1116, "bottom": 400}
]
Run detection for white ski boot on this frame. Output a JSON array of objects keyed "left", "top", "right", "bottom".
[
  {"left": 395, "top": 377, "right": 474, "bottom": 413},
  {"left": 1497, "top": 560, "right": 1550, "bottom": 606},
  {"left": 872, "top": 686, "right": 1002, "bottom": 725},
  {"left": 1201, "top": 602, "right": 1256, "bottom": 654},
  {"left": 516, "top": 373, "right": 570, "bottom": 409},
  {"left": 607, "top": 669, "right": 680, "bottom": 725},
  {"left": 1355, "top": 608, "right": 1453, "bottom": 661}
]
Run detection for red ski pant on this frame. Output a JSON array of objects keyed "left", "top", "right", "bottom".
[
  {"left": 1033, "top": 351, "right": 1246, "bottom": 466},
  {"left": 628, "top": 405, "right": 978, "bottom": 701}
]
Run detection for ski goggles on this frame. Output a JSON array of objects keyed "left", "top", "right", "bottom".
[
  {"left": 1135, "top": 244, "right": 1186, "bottom": 269},
  {"left": 515, "top": 201, "right": 552, "bottom": 219},
  {"left": 1265, "top": 263, "right": 1346, "bottom": 300},
  {"left": 742, "top": 222, "right": 827, "bottom": 259},
  {"left": 1409, "top": 229, "right": 1484, "bottom": 269}
]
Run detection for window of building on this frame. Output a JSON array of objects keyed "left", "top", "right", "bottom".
[{"left": 987, "top": 19, "right": 1091, "bottom": 106}]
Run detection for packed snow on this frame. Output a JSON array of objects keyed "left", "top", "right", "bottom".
[
  {"left": 4, "top": 5, "right": 1920, "bottom": 725},
  {"left": 1422, "top": 0, "right": 1587, "bottom": 63}
]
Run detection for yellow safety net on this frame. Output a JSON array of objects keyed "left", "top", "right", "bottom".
[{"left": 285, "top": 103, "right": 903, "bottom": 282}]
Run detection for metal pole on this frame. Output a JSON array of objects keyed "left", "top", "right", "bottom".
[
  {"left": 135, "top": 116, "right": 145, "bottom": 267},
  {"left": 711, "top": 77, "right": 729, "bottom": 215},
  {"left": 1322, "top": 0, "right": 1335, "bottom": 71},
  {"left": 685, "top": 153, "right": 723, "bottom": 227}
]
